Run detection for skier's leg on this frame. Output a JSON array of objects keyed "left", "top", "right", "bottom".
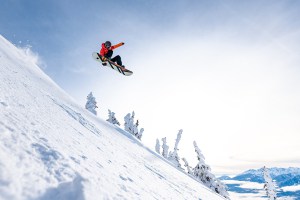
[{"left": 111, "top": 55, "right": 122, "bottom": 66}]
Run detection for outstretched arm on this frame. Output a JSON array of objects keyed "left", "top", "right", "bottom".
[{"left": 111, "top": 42, "right": 125, "bottom": 50}]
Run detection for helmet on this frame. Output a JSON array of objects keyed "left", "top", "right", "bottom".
[{"left": 105, "top": 41, "right": 111, "bottom": 48}]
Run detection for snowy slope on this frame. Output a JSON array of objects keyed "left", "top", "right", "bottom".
[{"left": 0, "top": 35, "right": 225, "bottom": 200}]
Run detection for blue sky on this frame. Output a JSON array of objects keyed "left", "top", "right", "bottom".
[{"left": 1, "top": 0, "right": 300, "bottom": 175}]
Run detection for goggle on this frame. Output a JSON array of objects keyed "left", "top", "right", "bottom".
[{"left": 105, "top": 43, "right": 111, "bottom": 48}]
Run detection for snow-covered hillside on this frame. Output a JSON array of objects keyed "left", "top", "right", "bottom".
[{"left": 0, "top": 35, "right": 225, "bottom": 200}]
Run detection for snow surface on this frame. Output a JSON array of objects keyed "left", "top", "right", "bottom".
[{"left": 0, "top": 35, "right": 225, "bottom": 200}]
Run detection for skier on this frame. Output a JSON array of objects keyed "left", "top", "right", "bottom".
[{"left": 100, "top": 41, "right": 126, "bottom": 69}]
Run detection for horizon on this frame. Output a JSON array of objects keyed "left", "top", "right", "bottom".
[{"left": 1, "top": 0, "right": 300, "bottom": 175}]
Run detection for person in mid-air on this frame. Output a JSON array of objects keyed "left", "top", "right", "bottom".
[{"left": 100, "top": 41, "right": 126, "bottom": 69}]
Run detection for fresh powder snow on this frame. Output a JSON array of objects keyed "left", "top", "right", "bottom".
[{"left": 0, "top": 35, "right": 225, "bottom": 200}]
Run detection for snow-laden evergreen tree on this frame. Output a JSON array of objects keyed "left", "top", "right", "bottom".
[
  {"left": 106, "top": 109, "right": 120, "bottom": 125},
  {"left": 168, "top": 129, "right": 183, "bottom": 168},
  {"left": 133, "top": 120, "right": 140, "bottom": 137},
  {"left": 193, "top": 141, "right": 215, "bottom": 188},
  {"left": 155, "top": 139, "right": 161, "bottom": 154},
  {"left": 182, "top": 157, "right": 193, "bottom": 175},
  {"left": 85, "top": 92, "right": 97, "bottom": 115},
  {"left": 214, "top": 179, "right": 230, "bottom": 199},
  {"left": 124, "top": 112, "right": 134, "bottom": 132},
  {"left": 193, "top": 141, "right": 230, "bottom": 199},
  {"left": 124, "top": 111, "right": 144, "bottom": 140},
  {"left": 263, "top": 166, "right": 277, "bottom": 200},
  {"left": 136, "top": 127, "right": 144, "bottom": 140},
  {"left": 161, "top": 137, "right": 169, "bottom": 158}
]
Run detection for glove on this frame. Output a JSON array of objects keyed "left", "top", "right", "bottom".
[{"left": 121, "top": 42, "right": 125, "bottom": 45}]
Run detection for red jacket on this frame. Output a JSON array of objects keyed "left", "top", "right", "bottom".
[{"left": 100, "top": 42, "right": 124, "bottom": 57}]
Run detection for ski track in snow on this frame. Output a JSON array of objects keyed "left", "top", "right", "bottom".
[
  {"left": 0, "top": 35, "right": 225, "bottom": 200},
  {"left": 51, "top": 97, "right": 102, "bottom": 137}
]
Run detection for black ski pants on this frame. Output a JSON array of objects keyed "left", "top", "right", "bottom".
[{"left": 105, "top": 50, "right": 122, "bottom": 66}]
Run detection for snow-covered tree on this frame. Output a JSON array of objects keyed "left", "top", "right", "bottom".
[
  {"left": 263, "top": 166, "right": 277, "bottom": 200},
  {"left": 106, "top": 109, "right": 120, "bottom": 125},
  {"left": 136, "top": 127, "right": 144, "bottom": 140},
  {"left": 214, "top": 179, "right": 230, "bottom": 199},
  {"left": 133, "top": 120, "right": 139, "bottom": 137},
  {"left": 124, "top": 112, "right": 134, "bottom": 132},
  {"left": 124, "top": 111, "right": 144, "bottom": 140},
  {"left": 193, "top": 142, "right": 214, "bottom": 188},
  {"left": 193, "top": 141, "right": 230, "bottom": 199},
  {"left": 182, "top": 157, "right": 193, "bottom": 175},
  {"left": 168, "top": 129, "right": 183, "bottom": 168},
  {"left": 155, "top": 139, "right": 161, "bottom": 154},
  {"left": 85, "top": 92, "right": 97, "bottom": 115},
  {"left": 193, "top": 141, "right": 215, "bottom": 187},
  {"left": 161, "top": 137, "right": 169, "bottom": 158}
]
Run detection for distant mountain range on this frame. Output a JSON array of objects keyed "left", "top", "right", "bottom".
[
  {"left": 221, "top": 167, "right": 300, "bottom": 200},
  {"left": 220, "top": 167, "right": 300, "bottom": 187}
]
